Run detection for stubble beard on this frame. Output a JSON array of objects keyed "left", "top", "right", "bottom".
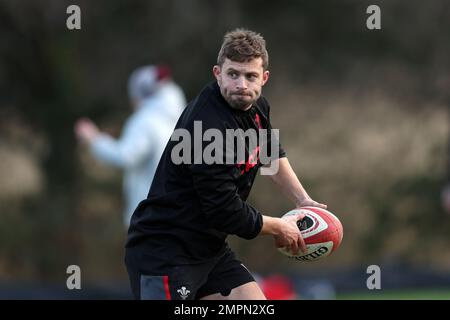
[{"left": 223, "top": 89, "right": 259, "bottom": 111}]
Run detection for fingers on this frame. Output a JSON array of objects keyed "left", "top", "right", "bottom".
[
  {"left": 75, "top": 119, "right": 89, "bottom": 135},
  {"left": 290, "top": 238, "right": 299, "bottom": 256},
  {"left": 307, "top": 201, "right": 327, "bottom": 209},
  {"left": 297, "top": 234, "right": 307, "bottom": 254},
  {"left": 288, "top": 234, "right": 307, "bottom": 256},
  {"left": 313, "top": 200, "right": 327, "bottom": 209},
  {"left": 298, "top": 199, "right": 328, "bottom": 209},
  {"left": 74, "top": 122, "right": 84, "bottom": 138},
  {"left": 317, "top": 203, "right": 327, "bottom": 209},
  {"left": 286, "top": 234, "right": 306, "bottom": 256},
  {"left": 274, "top": 217, "right": 308, "bottom": 255}
]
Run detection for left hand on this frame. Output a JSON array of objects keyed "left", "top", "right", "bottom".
[{"left": 296, "top": 197, "right": 327, "bottom": 210}]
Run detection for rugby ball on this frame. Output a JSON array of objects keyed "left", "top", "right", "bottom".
[{"left": 278, "top": 206, "right": 343, "bottom": 262}]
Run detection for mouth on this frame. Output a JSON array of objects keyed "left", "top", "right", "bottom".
[{"left": 233, "top": 93, "right": 251, "bottom": 97}]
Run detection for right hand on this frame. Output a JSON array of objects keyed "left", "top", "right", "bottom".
[
  {"left": 74, "top": 118, "right": 100, "bottom": 145},
  {"left": 273, "top": 212, "right": 307, "bottom": 256}
]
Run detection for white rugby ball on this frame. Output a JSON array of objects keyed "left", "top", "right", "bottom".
[{"left": 278, "top": 207, "right": 343, "bottom": 262}]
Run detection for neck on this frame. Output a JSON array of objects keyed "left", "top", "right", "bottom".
[{"left": 231, "top": 104, "right": 252, "bottom": 111}]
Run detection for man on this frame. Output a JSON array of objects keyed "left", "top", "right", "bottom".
[
  {"left": 75, "top": 65, "right": 186, "bottom": 227},
  {"left": 125, "top": 29, "right": 326, "bottom": 300}
]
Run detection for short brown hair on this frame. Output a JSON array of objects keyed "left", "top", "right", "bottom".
[{"left": 217, "top": 28, "right": 269, "bottom": 70}]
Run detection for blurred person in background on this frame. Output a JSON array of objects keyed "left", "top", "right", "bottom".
[{"left": 75, "top": 65, "right": 186, "bottom": 227}]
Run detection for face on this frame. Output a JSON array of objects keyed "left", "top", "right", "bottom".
[{"left": 213, "top": 58, "right": 269, "bottom": 111}]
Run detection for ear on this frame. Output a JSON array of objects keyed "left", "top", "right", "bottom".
[
  {"left": 212, "top": 65, "right": 221, "bottom": 80},
  {"left": 262, "top": 70, "right": 270, "bottom": 86}
]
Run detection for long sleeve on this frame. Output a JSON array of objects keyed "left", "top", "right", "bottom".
[
  {"left": 266, "top": 101, "right": 286, "bottom": 160},
  {"left": 90, "top": 115, "right": 153, "bottom": 169},
  {"left": 190, "top": 162, "right": 263, "bottom": 239}
]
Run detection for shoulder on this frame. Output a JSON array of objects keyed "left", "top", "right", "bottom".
[
  {"left": 125, "top": 102, "right": 166, "bottom": 131},
  {"left": 160, "top": 82, "right": 187, "bottom": 104},
  {"left": 178, "top": 82, "right": 231, "bottom": 132},
  {"left": 255, "top": 95, "right": 271, "bottom": 116}
]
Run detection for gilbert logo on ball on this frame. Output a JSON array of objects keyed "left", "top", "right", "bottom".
[{"left": 278, "top": 207, "right": 343, "bottom": 262}]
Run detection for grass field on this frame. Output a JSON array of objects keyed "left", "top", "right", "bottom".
[{"left": 337, "top": 288, "right": 450, "bottom": 300}]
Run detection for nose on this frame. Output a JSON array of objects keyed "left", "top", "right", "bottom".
[{"left": 235, "top": 76, "right": 248, "bottom": 91}]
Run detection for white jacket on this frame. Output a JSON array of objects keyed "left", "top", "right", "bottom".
[{"left": 90, "top": 82, "right": 186, "bottom": 226}]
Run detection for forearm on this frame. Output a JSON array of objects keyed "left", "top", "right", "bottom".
[
  {"left": 269, "top": 158, "right": 310, "bottom": 207},
  {"left": 260, "top": 215, "right": 282, "bottom": 236},
  {"left": 192, "top": 163, "right": 264, "bottom": 239},
  {"left": 91, "top": 132, "right": 151, "bottom": 168},
  {"left": 91, "top": 134, "right": 129, "bottom": 167}
]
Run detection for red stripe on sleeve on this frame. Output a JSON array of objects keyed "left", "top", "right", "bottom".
[{"left": 163, "top": 276, "right": 171, "bottom": 300}]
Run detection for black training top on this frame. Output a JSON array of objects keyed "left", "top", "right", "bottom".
[{"left": 126, "top": 81, "right": 286, "bottom": 264}]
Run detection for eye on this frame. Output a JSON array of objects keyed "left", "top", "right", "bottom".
[
  {"left": 228, "top": 71, "right": 238, "bottom": 79},
  {"left": 246, "top": 74, "right": 258, "bottom": 81}
]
